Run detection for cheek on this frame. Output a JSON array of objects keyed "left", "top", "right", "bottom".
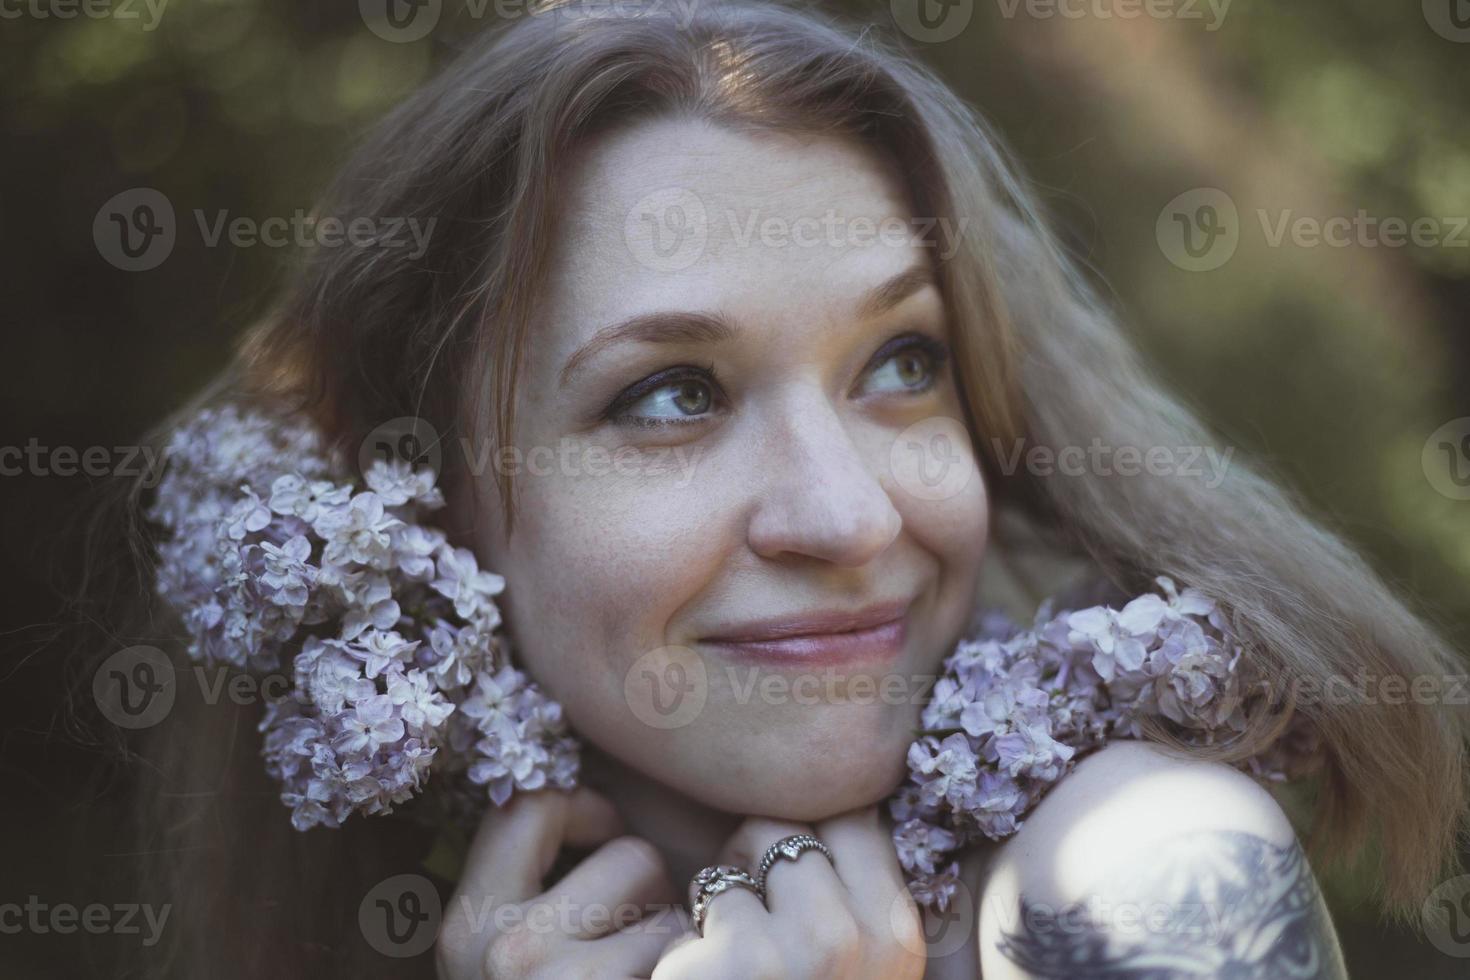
[
  {"left": 890, "top": 438, "right": 990, "bottom": 675},
  {"left": 478, "top": 469, "right": 713, "bottom": 703},
  {"left": 895, "top": 444, "right": 990, "bottom": 586}
]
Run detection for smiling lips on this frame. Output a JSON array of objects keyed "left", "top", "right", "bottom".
[{"left": 700, "top": 598, "right": 912, "bottom": 666}]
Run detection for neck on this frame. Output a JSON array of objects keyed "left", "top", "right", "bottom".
[{"left": 579, "top": 742, "right": 745, "bottom": 904}]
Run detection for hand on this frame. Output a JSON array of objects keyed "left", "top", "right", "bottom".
[
  {"left": 651, "top": 805, "right": 927, "bottom": 980},
  {"left": 436, "top": 785, "right": 689, "bottom": 979}
]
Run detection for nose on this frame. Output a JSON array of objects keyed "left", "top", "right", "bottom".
[{"left": 745, "top": 389, "right": 902, "bottom": 567}]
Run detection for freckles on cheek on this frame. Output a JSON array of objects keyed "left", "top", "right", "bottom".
[
  {"left": 513, "top": 475, "right": 717, "bottom": 665},
  {"left": 901, "top": 472, "right": 990, "bottom": 560}
]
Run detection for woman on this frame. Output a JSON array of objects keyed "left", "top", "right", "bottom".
[{"left": 103, "top": 1, "right": 1467, "bottom": 977}]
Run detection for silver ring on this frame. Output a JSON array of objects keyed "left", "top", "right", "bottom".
[
  {"left": 687, "top": 864, "right": 762, "bottom": 938},
  {"left": 754, "top": 834, "right": 834, "bottom": 894}
]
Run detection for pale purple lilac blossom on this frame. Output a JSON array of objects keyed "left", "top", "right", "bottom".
[
  {"left": 148, "top": 403, "right": 579, "bottom": 831},
  {"left": 890, "top": 579, "right": 1322, "bottom": 913}
]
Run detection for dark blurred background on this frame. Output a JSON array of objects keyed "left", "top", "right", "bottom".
[{"left": 2, "top": 0, "right": 1468, "bottom": 976}]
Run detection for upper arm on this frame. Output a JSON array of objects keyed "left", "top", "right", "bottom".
[{"left": 974, "top": 740, "right": 1348, "bottom": 979}]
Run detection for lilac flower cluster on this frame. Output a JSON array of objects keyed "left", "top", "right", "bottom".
[
  {"left": 148, "top": 402, "right": 579, "bottom": 830},
  {"left": 889, "top": 578, "right": 1320, "bottom": 913}
]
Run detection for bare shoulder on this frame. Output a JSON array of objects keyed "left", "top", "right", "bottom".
[{"left": 973, "top": 739, "right": 1348, "bottom": 979}]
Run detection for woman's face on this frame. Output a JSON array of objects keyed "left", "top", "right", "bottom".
[{"left": 467, "top": 117, "right": 988, "bottom": 820}]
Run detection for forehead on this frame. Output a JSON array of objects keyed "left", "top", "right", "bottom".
[{"left": 530, "top": 116, "right": 932, "bottom": 362}]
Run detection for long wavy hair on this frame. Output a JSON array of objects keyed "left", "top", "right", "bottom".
[{"left": 81, "top": 1, "right": 1467, "bottom": 975}]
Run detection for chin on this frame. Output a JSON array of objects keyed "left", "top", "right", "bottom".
[{"left": 696, "top": 716, "right": 915, "bottom": 820}]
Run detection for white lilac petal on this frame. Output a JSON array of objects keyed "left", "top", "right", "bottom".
[{"left": 365, "top": 458, "right": 445, "bottom": 509}]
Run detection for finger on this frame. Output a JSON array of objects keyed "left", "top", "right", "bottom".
[
  {"left": 538, "top": 835, "right": 680, "bottom": 939},
  {"left": 691, "top": 877, "right": 768, "bottom": 942},
  {"left": 457, "top": 785, "right": 627, "bottom": 905},
  {"left": 716, "top": 816, "right": 844, "bottom": 917},
  {"left": 814, "top": 803, "right": 908, "bottom": 893},
  {"left": 583, "top": 903, "right": 690, "bottom": 976},
  {"left": 650, "top": 926, "right": 776, "bottom": 980},
  {"left": 815, "top": 804, "right": 921, "bottom": 944},
  {"left": 715, "top": 815, "right": 810, "bottom": 870}
]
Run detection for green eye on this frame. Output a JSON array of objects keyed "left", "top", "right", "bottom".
[
  {"left": 604, "top": 364, "right": 723, "bottom": 428},
  {"left": 622, "top": 377, "right": 715, "bottom": 423},
  {"left": 860, "top": 336, "right": 950, "bottom": 396}
]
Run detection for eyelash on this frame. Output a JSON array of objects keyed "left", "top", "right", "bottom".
[
  {"left": 599, "top": 333, "right": 952, "bottom": 429},
  {"left": 602, "top": 361, "right": 725, "bottom": 430}
]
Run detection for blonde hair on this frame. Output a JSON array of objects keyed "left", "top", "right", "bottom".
[{"left": 102, "top": 0, "right": 1465, "bottom": 974}]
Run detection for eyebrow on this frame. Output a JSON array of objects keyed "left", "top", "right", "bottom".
[
  {"left": 556, "top": 262, "right": 937, "bottom": 389},
  {"left": 854, "top": 263, "right": 935, "bottom": 321}
]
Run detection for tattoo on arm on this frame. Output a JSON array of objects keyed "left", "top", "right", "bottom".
[{"left": 994, "top": 830, "right": 1348, "bottom": 979}]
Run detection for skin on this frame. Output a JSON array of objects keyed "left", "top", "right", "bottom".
[
  {"left": 435, "top": 117, "right": 1346, "bottom": 979},
  {"left": 975, "top": 740, "right": 1348, "bottom": 980}
]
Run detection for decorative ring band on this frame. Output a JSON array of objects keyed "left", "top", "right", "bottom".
[
  {"left": 687, "top": 864, "right": 763, "bottom": 938},
  {"left": 754, "top": 834, "right": 834, "bottom": 895}
]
